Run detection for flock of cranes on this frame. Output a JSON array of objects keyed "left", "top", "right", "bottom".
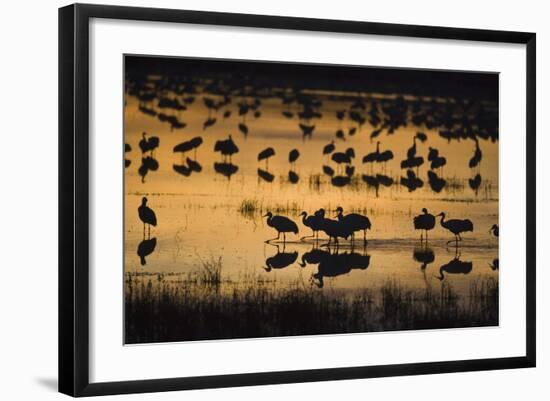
[
  {"left": 136, "top": 196, "right": 498, "bottom": 285},
  {"left": 126, "top": 127, "right": 487, "bottom": 196},
  {"left": 137, "top": 197, "right": 497, "bottom": 250},
  {"left": 125, "top": 71, "right": 495, "bottom": 196}
]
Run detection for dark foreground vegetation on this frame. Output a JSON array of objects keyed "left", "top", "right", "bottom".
[{"left": 125, "top": 261, "right": 498, "bottom": 344}]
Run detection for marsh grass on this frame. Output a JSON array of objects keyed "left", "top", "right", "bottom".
[{"left": 125, "top": 267, "right": 499, "bottom": 343}]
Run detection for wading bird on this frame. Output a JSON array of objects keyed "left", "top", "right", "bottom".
[
  {"left": 437, "top": 212, "right": 474, "bottom": 246},
  {"left": 299, "top": 211, "right": 324, "bottom": 241},
  {"left": 173, "top": 136, "right": 203, "bottom": 160},
  {"left": 469, "top": 138, "right": 482, "bottom": 170},
  {"left": 335, "top": 206, "right": 371, "bottom": 245},
  {"left": 139, "top": 132, "right": 160, "bottom": 156},
  {"left": 258, "top": 147, "right": 275, "bottom": 169},
  {"left": 489, "top": 224, "right": 499, "bottom": 237},
  {"left": 263, "top": 212, "right": 298, "bottom": 243},
  {"left": 138, "top": 197, "right": 157, "bottom": 238},
  {"left": 413, "top": 208, "right": 436, "bottom": 242},
  {"left": 214, "top": 135, "right": 239, "bottom": 162}
]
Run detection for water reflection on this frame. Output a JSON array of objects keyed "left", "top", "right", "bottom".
[
  {"left": 263, "top": 244, "right": 299, "bottom": 272},
  {"left": 401, "top": 169, "right": 423, "bottom": 192},
  {"left": 413, "top": 247, "right": 435, "bottom": 270},
  {"left": 258, "top": 168, "right": 275, "bottom": 183},
  {"left": 214, "top": 162, "right": 239, "bottom": 180},
  {"left": 436, "top": 252, "right": 473, "bottom": 280},
  {"left": 310, "top": 249, "right": 371, "bottom": 288},
  {"left": 137, "top": 237, "right": 157, "bottom": 266}
]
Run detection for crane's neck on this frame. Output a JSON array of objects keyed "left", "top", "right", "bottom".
[
  {"left": 376, "top": 142, "right": 380, "bottom": 153},
  {"left": 301, "top": 213, "right": 308, "bottom": 225},
  {"left": 439, "top": 214, "right": 446, "bottom": 225},
  {"left": 437, "top": 267, "right": 445, "bottom": 280}
]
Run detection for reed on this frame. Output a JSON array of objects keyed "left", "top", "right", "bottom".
[{"left": 125, "top": 269, "right": 499, "bottom": 344}]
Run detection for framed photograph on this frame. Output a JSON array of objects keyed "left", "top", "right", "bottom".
[{"left": 59, "top": 3, "right": 536, "bottom": 397}]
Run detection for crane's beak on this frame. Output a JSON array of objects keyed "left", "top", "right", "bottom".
[{"left": 262, "top": 213, "right": 269, "bottom": 218}]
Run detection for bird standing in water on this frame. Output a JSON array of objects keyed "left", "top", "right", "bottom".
[
  {"left": 413, "top": 208, "right": 436, "bottom": 243},
  {"left": 138, "top": 197, "right": 157, "bottom": 238},
  {"left": 263, "top": 212, "right": 299, "bottom": 243}
]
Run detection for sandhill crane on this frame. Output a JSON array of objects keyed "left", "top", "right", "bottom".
[
  {"left": 214, "top": 135, "right": 239, "bottom": 162},
  {"left": 363, "top": 142, "right": 380, "bottom": 168},
  {"left": 413, "top": 208, "right": 436, "bottom": 242},
  {"left": 437, "top": 212, "right": 474, "bottom": 246},
  {"left": 331, "top": 148, "right": 355, "bottom": 172},
  {"left": 263, "top": 212, "right": 299, "bottom": 243},
  {"left": 138, "top": 197, "right": 157, "bottom": 238},
  {"left": 407, "top": 132, "right": 426, "bottom": 159},
  {"left": 489, "top": 258, "right": 499, "bottom": 271},
  {"left": 335, "top": 206, "right": 371, "bottom": 244},
  {"left": 299, "top": 211, "right": 324, "bottom": 241},
  {"left": 490, "top": 224, "right": 499, "bottom": 237},
  {"left": 318, "top": 211, "right": 352, "bottom": 248},
  {"left": 469, "top": 138, "right": 482, "bottom": 170},
  {"left": 173, "top": 136, "right": 203, "bottom": 160},
  {"left": 139, "top": 132, "right": 159, "bottom": 156},
  {"left": 238, "top": 123, "right": 249, "bottom": 137},
  {"left": 258, "top": 147, "right": 275, "bottom": 169}
]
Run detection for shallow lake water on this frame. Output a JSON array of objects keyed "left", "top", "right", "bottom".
[{"left": 124, "top": 93, "right": 499, "bottom": 302}]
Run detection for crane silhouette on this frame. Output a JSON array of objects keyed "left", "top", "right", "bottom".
[
  {"left": 437, "top": 212, "right": 474, "bottom": 246},
  {"left": 489, "top": 224, "right": 499, "bottom": 237},
  {"left": 138, "top": 197, "right": 157, "bottom": 238},
  {"left": 413, "top": 208, "right": 436, "bottom": 243},
  {"left": 331, "top": 148, "right": 355, "bottom": 174},
  {"left": 288, "top": 148, "right": 300, "bottom": 167},
  {"left": 362, "top": 142, "right": 380, "bottom": 167},
  {"left": 173, "top": 136, "right": 203, "bottom": 160},
  {"left": 263, "top": 212, "right": 298, "bottom": 243},
  {"left": 428, "top": 147, "right": 447, "bottom": 171},
  {"left": 139, "top": 132, "right": 160, "bottom": 156},
  {"left": 258, "top": 147, "right": 275, "bottom": 169},
  {"left": 335, "top": 206, "right": 371, "bottom": 245},
  {"left": 319, "top": 215, "right": 352, "bottom": 248},
  {"left": 469, "top": 138, "right": 482, "bottom": 170},
  {"left": 214, "top": 135, "right": 239, "bottom": 162},
  {"left": 299, "top": 210, "right": 324, "bottom": 241}
]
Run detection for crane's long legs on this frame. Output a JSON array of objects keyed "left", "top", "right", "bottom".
[{"left": 266, "top": 231, "right": 281, "bottom": 243}]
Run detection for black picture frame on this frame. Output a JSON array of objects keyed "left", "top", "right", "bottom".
[{"left": 59, "top": 3, "right": 536, "bottom": 397}]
